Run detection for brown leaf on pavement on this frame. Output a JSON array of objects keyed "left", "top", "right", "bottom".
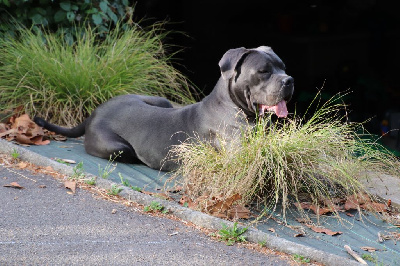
[
  {"left": 17, "top": 161, "right": 28, "bottom": 169},
  {"left": 44, "top": 166, "right": 54, "bottom": 172},
  {"left": 3, "top": 182, "right": 24, "bottom": 189},
  {"left": 64, "top": 180, "right": 76, "bottom": 193}
]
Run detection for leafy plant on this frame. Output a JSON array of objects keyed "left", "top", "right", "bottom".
[
  {"left": 98, "top": 151, "right": 122, "bottom": 179},
  {"left": 0, "top": 0, "right": 133, "bottom": 40},
  {"left": 169, "top": 92, "right": 400, "bottom": 219},
  {"left": 11, "top": 148, "right": 19, "bottom": 160},
  {"left": 71, "top": 161, "right": 85, "bottom": 179},
  {"left": 258, "top": 240, "right": 267, "bottom": 247},
  {"left": 107, "top": 184, "right": 123, "bottom": 195},
  {"left": 130, "top": 186, "right": 142, "bottom": 192},
  {"left": 0, "top": 22, "right": 195, "bottom": 126},
  {"left": 144, "top": 201, "right": 168, "bottom": 214},
  {"left": 293, "top": 254, "right": 311, "bottom": 263},
  {"left": 85, "top": 177, "right": 96, "bottom": 186},
  {"left": 217, "top": 222, "right": 248, "bottom": 246},
  {"left": 361, "top": 253, "right": 377, "bottom": 263},
  {"left": 118, "top": 172, "right": 142, "bottom": 192}
]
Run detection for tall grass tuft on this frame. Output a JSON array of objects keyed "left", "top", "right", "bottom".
[
  {"left": 169, "top": 93, "right": 400, "bottom": 219},
  {"left": 0, "top": 23, "right": 195, "bottom": 126}
]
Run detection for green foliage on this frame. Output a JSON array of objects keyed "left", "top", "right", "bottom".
[
  {"left": 11, "top": 148, "right": 19, "bottom": 160},
  {"left": 170, "top": 92, "right": 400, "bottom": 219},
  {"left": 98, "top": 151, "right": 121, "bottom": 179},
  {"left": 144, "top": 201, "right": 168, "bottom": 214},
  {"left": 107, "top": 184, "right": 123, "bottom": 195},
  {"left": 293, "top": 254, "right": 311, "bottom": 264},
  {"left": 71, "top": 161, "right": 85, "bottom": 179},
  {"left": 0, "top": 0, "right": 133, "bottom": 40},
  {"left": 258, "top": 240, "right": 267, "bottom": 247},
  {"left": 85, "top": 177, "right": 96, "bottom": 185},
  {"left": 119, "top": 173, "right": 142, "bottom": 192},
  {"left": 217, "top": 222, "right": 247, "bottom": 246},
  {"left": 0, "top": 23, "right": 195, "bottom": 126},
  {"left": 361, "top": 253, "right": 377, "bottom": 263}
]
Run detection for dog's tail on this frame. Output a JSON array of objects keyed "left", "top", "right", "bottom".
[{"left": 34, "top": 117, "right": 86, "bottom": 138}]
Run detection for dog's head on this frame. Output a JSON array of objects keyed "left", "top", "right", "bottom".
[{"left": 219, "top": 46, "right": 294, "bottom": 118}]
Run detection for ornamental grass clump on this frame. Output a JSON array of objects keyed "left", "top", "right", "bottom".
[
  {"left": 169, "top": 93, "right": 400, "bottom": 218},
  {"left": 0, "top": 23, "right": 195, "bottom": 126}
]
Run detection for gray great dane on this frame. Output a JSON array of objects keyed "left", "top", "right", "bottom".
[{"left": 34, "top": 46, "right": 294, "bottom": 171}]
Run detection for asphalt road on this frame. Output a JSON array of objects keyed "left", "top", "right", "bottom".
[{"left": 0, "top": 163, "right": 292, "bottom": 265}]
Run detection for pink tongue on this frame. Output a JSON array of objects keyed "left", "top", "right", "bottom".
[{"left": 259, "top": 100, "right": 288, "bottom": 118}]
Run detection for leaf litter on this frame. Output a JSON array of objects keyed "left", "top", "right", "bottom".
[
  {"left": 3, "top": 182, "right": 24, "bottom": 189},
  {"left": 0, "top": 108, "right": 65, "bottom": 145}
]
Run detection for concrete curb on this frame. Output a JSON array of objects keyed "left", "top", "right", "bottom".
[{"left": 0, "top": 139, "right": 359, "bottom": 265}]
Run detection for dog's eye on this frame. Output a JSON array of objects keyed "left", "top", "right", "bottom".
[{"left": 258, "top": 69, "right": 270, "bottom": 74}]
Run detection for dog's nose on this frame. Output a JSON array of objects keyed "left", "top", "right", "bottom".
[{"left": 282, "top": 77, "right": 294, "bottom": 86}]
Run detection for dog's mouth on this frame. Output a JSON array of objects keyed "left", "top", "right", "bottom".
[{"left": 255, "top": 100, "right": 288, "bottom": 118}]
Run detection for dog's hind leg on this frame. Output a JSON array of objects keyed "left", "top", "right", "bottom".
[{"left": 84, "top": 130, "right": 141, "bottom": 164}]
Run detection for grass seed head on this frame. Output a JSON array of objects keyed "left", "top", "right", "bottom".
[{"left": 169, "top": 93, "right": 400, "bottom": 219}]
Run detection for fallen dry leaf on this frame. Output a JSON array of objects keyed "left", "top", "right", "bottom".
[
  {"left": 44, "top": 166, "right": 54, "bottom": 172},
  {"left": 344, "top": 193, "right": 371, "bottom": 211},
  {"left": 3, "top": 182, "right": 24, "bottom": 189},
  {"left": 364, "top": 202, "right": 387, "bottom": 213},
  {"left": 179, "top": 195, "right": 196, "bottom": 209},
  {"left": 64, "top": 180, "right": 76, "bottom": 193},
  {"left": 294, "top": 202, "right": 333, "bottom": 215},
  {"left": 0, "top": 112, "right": 51, "bottom": 146},
  {"left": 17, "top": 161, "right": 28, "bottom": 169},
  {"left": 206, "top": 194, "right": 242, "bottom": 218},
  {"left": 305, "top": 224, "right": 342, "bottom": 236},
  {"left": 38, "top": 185, "right": 46, "bottom": 188},
  {"left": 360, "top": 246, "right": 378, "bottom": 252},
  {"left": 228, "top": 205, "right": 250, "bottom": 219},
  {"left": 167, "top": 185, "right": 183, "bottom": 193},
  {"left": 268, "top": 228, "right": 276, "bottom": 233}
]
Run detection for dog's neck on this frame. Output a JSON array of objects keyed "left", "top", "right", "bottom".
[{"left": 202, "top": 78, "right": 256, "bottom": 125}]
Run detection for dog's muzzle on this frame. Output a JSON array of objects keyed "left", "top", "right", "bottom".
[{"left": 256, "top": 76, "right": 294, "bottom": 118}]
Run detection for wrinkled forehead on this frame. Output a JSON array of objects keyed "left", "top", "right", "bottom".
[{"left": 243, "top": 50, "right": 286, "bottom": 70}]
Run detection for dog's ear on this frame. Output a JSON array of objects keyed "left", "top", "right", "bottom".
[
  {"left": 254, "top": 46, "right": 273, "bottom": 54},
  {"left": 219, "top": 47, "right": 249, "bottom": 80}
]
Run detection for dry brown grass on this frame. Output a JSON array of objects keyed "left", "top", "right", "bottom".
[{"left": 168, "top": 93, "right": 400, "bottom": 219}]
